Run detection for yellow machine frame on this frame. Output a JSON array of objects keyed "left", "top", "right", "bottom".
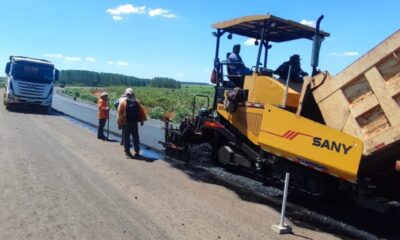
[{"left": 218, "top": 74, "right": 364, "bottom": 183}]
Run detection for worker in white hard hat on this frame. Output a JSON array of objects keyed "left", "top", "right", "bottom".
[
  {"left": 114, "top": 92, "right": 127, "bottom": 145},
  {"left": 117, "top": 88, "right": 147, "bottom": 158},
  {"left": 97, "top": 92, "right": 109, "bottom": 140}
]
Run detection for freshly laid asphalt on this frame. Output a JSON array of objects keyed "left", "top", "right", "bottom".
[{"left": 52, "top": 90, "right": 165, "bottom": 150}]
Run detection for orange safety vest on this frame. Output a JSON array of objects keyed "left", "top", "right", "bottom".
[
  {"left": 97, "top": 98, "right": 109, "bottom": 119},
  {"left": 117, "top": 98, "right": 147, "bottom": 128}
]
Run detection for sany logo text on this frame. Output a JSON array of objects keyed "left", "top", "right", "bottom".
[{"left": 312, "top": 137, "right": 353, "bottom": 155}]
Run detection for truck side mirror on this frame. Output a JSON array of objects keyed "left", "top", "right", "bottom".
[
  {"left": 5, "top": 62, "right": 10, "bottom": 74},
  {"left": 54, "top": 69, "right": 59, "bottom": 81}
]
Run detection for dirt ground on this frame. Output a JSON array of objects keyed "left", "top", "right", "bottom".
[{"left": 0, "top": 104, "right": 340, "bottom": 239}]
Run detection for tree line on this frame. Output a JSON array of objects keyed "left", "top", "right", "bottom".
[
  {"left": 59, "top": 70, "right": 181, "bottom": 89},
  {"left": 150, "top": 77, "right": 181, "bottom": 89}
]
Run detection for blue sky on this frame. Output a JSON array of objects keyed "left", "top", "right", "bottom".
[{"left": 0, "top": 1, "right": 398, "bottom": 83}]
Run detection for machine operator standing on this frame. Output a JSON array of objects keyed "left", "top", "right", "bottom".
[{"left": 274, "top": 54, "right": 308, "bottom": 82}]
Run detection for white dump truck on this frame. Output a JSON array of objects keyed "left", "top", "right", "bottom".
[{"left": 3, "top": 56, "right": 59, "bottom": 111}]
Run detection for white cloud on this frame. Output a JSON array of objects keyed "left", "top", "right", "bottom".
[
  {"left": 300, "top": 19, "right": 316, "bottom": 28},
  {"left": 106, "top": 4, "right": 146, "bottom": 20},
  {"left": 149, "top": 8, "right": 168, "bottom": 17},
  {"left": 116, "top": 61, "right": 129, "bottom": 66},
  {"left": 106, "top": 4, "right": 146, "bottom": 15},
  {"left": 343, "top": 51, "right": 359, "bottom": 56},
  {"left": 112, "top": 15, "right": 123, "bottom": 21},
  {"left": 107, "top": 4, "right": 176, "bottom": 20},
  {"left": 107, "top": 61, "right": 114, "bottom": 65},
  {"left": 162, "top": 14, "right": 177, "bottom": 18},
  {"left": 86, "top": 57, "right": 96, "bottom": 62},
  {"left": 65, "top": 57, "right": 81, "bottom": 62},
  {"left": 148, "top": 8, "right": 177, "bottom": 18},
  {"left": 176, "top": 73, "right": 184, "bottom": 77},
  {"left": 42, "top": 54, "right": 64, "bottom": 59},
  {"left": 244, "top": 38, "right": 257, "bottom": 46},
  {"left": 331, "top": 51, "right": 359, "bottom": 57}
]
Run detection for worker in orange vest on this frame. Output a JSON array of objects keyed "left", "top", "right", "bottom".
[
  {"left": 97, "top": 92, "right": 109, "bottom": 140},
  {"left": 117, "top": 88, "right": 147, "bottom": 158}
]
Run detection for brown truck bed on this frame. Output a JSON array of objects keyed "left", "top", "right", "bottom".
[{"left": 311, "top": 30, "right": 400, "bottom": 157}]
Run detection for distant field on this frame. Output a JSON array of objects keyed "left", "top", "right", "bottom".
[{"left": 61, "top": 85, "right": 214, "bottom": 122}]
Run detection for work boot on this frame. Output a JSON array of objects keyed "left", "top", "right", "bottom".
[{"left": 125, "top": 151, "right": 133, "bottom": 158}]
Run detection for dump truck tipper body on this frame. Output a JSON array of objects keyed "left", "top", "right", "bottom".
[{"left": 311, "top": 30, "right": 400, "bottom": 176}]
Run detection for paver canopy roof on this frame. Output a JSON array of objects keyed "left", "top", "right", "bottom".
[{"left": 212, "top": 14, "right": 329, "bottom": 42}]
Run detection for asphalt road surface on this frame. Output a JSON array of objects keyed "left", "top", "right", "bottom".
[
  {"left": 52, "top": 89, "right": 165, "bottom": 151},
  {"left": 0, "top": 92, "right": 340, "bottom": 239}
]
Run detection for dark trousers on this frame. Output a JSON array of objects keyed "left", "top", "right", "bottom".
[
  {"left": 98, "top": 118, "right": 107, "bottom": 138},
  {"left": 120, "top": 129, "right": 124, "bottom": 145},
  {"left": 123, "top": 122, "right": 140, "bottom": 153}
]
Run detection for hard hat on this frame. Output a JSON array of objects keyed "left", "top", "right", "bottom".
[
  {"left": 290, "top": 54, "right": 301, "bottom": 61},
  {"left": 101, "top": 92, "right": 108, "bottom": 97},
  {"left": 125, "top": 88, "right": 133, "bottom": 95}
]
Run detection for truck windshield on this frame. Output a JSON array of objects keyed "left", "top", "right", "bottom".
[{"left": 12, "top": 63, "right": 54, "bottom": 84}]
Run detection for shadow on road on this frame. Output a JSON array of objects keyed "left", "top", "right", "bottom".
[
  {"left": 5, "top": 106, "right": 59, "bottom": 116},
  {"left": 162, "top": 155, "right": 398, "bottom": 240},
  {"left": 126, "top": 155, "right": 157, "bottom": 163},
  {"left": 136, "top": 155, "right": 157, "bottom": 163}
]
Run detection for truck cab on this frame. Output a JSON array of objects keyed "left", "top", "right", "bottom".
[{"left": 3, "top": 56, "right": 59, "bottom": 111}]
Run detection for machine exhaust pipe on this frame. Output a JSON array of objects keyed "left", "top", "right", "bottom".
[{"left": 311, "top": 15, "right": 324, "bottom": 76}]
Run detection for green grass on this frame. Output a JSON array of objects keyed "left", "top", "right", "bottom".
[
  {"left": 62, "top": 88, "right": 98, "bottom": 103},
  {"left": 61, "top": 85, "right": 214, "bottom": 122}
]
